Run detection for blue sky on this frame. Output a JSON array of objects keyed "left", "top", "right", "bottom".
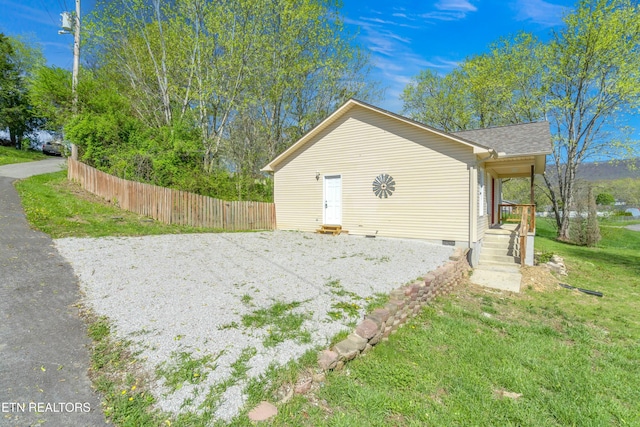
[
  {"left": 341, "top": 0, "right": 575, "bottom": 111},
  {"left": 2, "top": 0, "right": 575, "bottom": 114}
]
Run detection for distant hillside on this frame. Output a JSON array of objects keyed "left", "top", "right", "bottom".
[
  {"left": 577, "top": 159, "right": 640, "bottom": 181},
  {"left": 572, "top": 159, "right": 640, "bottom": 181}
]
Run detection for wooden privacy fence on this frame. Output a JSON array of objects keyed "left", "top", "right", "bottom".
[{"left": 67, "top": 159, "right": 276, "bottom": 231}]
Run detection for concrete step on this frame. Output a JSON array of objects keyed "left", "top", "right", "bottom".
[
  {"left": 482, "top": 240, "right": 516, "bottom": 249},
  {"left": 484, "top": 230, "right": 518, "bottom": 239},
  {"left": 471, "top": 264, "right": 522, "bottom": 292},
  {"left": 481, "top": 246, "right": 517, "bottom": 257},
  {"left": 485, "top": 228, "right": 518, "bottom": 236},
  {"left": 479, "top": 254, "right": 520, "bottom": 265}
]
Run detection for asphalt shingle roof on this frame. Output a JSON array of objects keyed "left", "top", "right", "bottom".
[{"left": 453, "top": 122, "right": 552, "bottom": 157}]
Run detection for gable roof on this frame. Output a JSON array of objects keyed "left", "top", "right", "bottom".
[
  {"left": 262, "top": 98, "right": 552, "bottom": 172},
  {"left": 453, "top": 122, "right": 552, "bottom": 157},
  {"left": 261, "top": 99, "right": 494, "bottom": 172}
]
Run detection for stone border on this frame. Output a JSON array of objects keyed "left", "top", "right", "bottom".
[{"left": 317, "top": 247, "right": 471, "bottom": 371}]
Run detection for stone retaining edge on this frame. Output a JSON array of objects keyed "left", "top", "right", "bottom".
[{"left": 317, "top": 247, "right": 471, "bottom": 372}]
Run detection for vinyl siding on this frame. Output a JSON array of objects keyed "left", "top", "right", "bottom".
[{"left": 273, "top": 106, "right": 475, "bottom": 242}]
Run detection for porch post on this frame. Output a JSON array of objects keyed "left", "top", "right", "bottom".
[{"left": 530, "top": 165, "right": 535, "bottom": 205}]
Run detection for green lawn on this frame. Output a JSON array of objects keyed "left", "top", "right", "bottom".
[
  {"left": 242, "top": 218, "right": 639, "bottom": 427},
  {"left": 15, "top": 171, "right": 224, "bottom": 238},
  {"left": 0, "top": 145, "right": 47, "bottom": 165},
  {"left": 12, "top": 171, "right": 640, "bottom": 426}
]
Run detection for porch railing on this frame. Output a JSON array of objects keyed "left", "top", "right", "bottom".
[
  {"left": 518, "top": 206, "right": 530, "bottom": 267},
  {"left": 498, "top": 204, "right": 536, "bottom": 231},
  {"left": 498, "top": 204, "right": 535, "bottom": 267}
]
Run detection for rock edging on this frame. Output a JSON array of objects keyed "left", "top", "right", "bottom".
[{"left": 317, "top": 247, "right": 471, "bottom": 371}]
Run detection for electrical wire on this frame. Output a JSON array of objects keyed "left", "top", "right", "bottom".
[
  {"left": 39, "top": 0, "right": 60, "bottom": 27},
  {"left": 54, "top": 0, "right": 67, "bottom": 17}
]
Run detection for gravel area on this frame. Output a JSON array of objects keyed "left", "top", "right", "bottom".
[{"left": 55, "top": 231, "right": 454, "bottom": 422}]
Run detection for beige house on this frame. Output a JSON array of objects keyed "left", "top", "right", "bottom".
[{"left": 262, "top": 99, "right": 551, "bottom": 267}]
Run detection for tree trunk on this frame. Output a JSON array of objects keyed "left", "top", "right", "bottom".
[{"left": 10, "top": 131, "right": 18, "bottom": 149}]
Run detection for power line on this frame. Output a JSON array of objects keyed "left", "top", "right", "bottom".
[
  {"left": 39, "top": 0, "right": 60, "bottom": 27},
  {"left": 56, "top": 0, "right": 66, "bottom": 13}
]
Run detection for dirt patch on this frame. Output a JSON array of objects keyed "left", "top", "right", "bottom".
[
  {"left": 55, "top": 179, "right": 112, "bottom": 206},
  {"left": 520, "top": 265, "right": 559, "bottom": 292}
]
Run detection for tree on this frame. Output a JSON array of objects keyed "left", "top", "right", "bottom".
[
  {"left": 402, "top": 0, "right": 640, "bottom": 240},
  {"left": 401, "top": 69, "right": 472, "bottom": 132},
  {"left": 586, "top": 187, "right": 601, "bottom": 247},
  {"left": 595, "top": 192, "right": 615, "bottom": 206},
  {"left": 28, "top": 66, "right": 73, "bottom": 133},
  {"left": 0, "top": 34, "right": 43, "bottom": 148},
  {"left": 542, "top": 0, "right": 640, "bottom": 239},
  {"left": 83, "top": 0, "right": 377, "bottom": 183},
  {"left": 402, "top": 32, "right": 545, "bottom": 131}
]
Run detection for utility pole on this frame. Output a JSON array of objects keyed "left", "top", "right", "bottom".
[
  {"left": 59, "top": 0, "right": 80, "bottom": 159},
  {"left": 72, "top": 0, "right": 80, "bottom": 114}
]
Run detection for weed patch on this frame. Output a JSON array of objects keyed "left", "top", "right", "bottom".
[
  {"left": 156, "top": 351, "right": 220, "bottom": 393},
  {"left": 83, "top": 313, "right": 163, "bottom": 425},
  {"left": 242, "top": 301, "right": 311, "bottom": 347}
]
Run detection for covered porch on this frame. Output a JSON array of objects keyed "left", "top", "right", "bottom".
[
  {"left": 454, "top": 122, "right": 552, "bottom": 292},
  {"left": 482, "top": 155, "right": 543, "bottom": 268}
]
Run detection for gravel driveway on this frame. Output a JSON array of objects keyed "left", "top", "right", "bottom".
[{"left": 55, "top": 231, "right": 454, "bottom": 421}]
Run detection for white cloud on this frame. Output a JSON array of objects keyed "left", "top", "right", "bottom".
[
  {"left": 419, "top": 0, "right": 478, "bottom": 21},
  {"left": 419, "top": 11, "right": 467, "bottom": 21},
  {"left": 513, "top": 0, "right": 570, "bottom": 27},
  {"left": 435, "top": 0, "right": 478, "bottom": 12},
  {"left": 343, "top": 5, "right": 465, "bottom": 113}
]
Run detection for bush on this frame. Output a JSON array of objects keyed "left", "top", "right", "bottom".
[{"left": 596, "top": 192, "right": 615, "bottom": 206}]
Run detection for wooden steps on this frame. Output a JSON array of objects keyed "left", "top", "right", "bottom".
[{"left": 316, "top": 225, "right": 348, "bottom": 235}]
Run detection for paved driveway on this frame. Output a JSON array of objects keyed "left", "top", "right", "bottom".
[
  {"left": 0, "top": 157, "right": 66, "bottom": 179},
  {"left": 0, "top": 159, "right": 106, "bottom": 426}
]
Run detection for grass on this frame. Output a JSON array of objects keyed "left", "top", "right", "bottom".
[
  {"left": 15, "top": 171, "right": 224, "bottom": 238},
  {"left": 78, "top": 218, "right": 640, "bottom": 426},
  {"left": 0, "top": 145, "right": 47, "bottom": 165},
  {"left": 12, "top": 167, "right": 640, "bottom": 425},
  {"left": 252, "top": 218, "right": 640, "bottom": 426},
  {"left": 156, "top": 351, "right": 220, "bottom": 393},
  {"left": 241, "top": 301, "right": 312, "bottom": 348},
  {"left": 84, "top": 314, "right": 163, "bottom": 426}
]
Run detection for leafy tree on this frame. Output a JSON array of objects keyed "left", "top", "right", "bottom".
[
  {"left": 402, "top": 32, "right": 545, "bottom": 131},
  {"left": 542, "top": 0, "right": 640, "bottom": 240},
  {"left": 402, "top": 69, "right": 472, "bottom": 132},
  {"left": 83, "top": 0, "right": 377, "bottom": 183},
  {"left": 596, "top": 178, "right": 640, "bottom": 206},
  {"left": 28, "top": 66, "right": 73, "bottom": 133},
  {"left": 595, "top": 192, "right": 615, "bottom": 206},
  {"left": 0, "top": 34, "right": 43, "bottom": 148},
  {"left": 402, "top": 0, "right": 640, "bottom": 240}
]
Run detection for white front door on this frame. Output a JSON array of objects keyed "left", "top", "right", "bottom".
[{"left": 324, "top": 175, "right": 342, "bottom": 225}]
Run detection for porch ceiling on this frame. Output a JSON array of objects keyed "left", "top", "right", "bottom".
[{"left": 484, "top": 155, "right": 546, "bottom": 178}]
